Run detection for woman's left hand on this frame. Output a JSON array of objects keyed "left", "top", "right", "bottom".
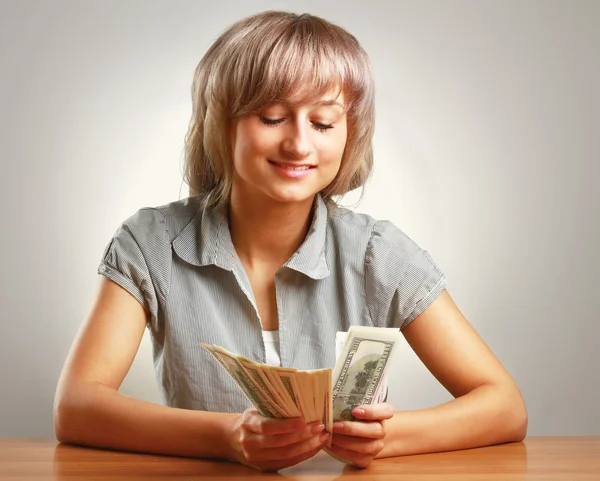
[{"left": 328, "top": 402, "right": 395, "bottom": 468}]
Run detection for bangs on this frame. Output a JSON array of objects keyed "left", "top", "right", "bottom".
[{"left": 227, "top": 13, "right": 368, "bottom": 115}]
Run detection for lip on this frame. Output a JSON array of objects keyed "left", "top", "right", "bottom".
[{"left": 268, "top": 160, "right": 316, "bottom": 179}]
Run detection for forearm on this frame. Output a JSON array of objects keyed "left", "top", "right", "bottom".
[
  {"left": 54, "top": 381, "right": 238, "bottom": 460},
  {"left": 378, "top": 383, "right": 528, "bottom": 458}
]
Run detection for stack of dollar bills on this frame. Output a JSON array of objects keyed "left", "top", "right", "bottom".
[{"left": 200, "top": 326, "right": 401, "bottom": 450}]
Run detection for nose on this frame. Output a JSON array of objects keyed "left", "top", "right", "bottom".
[{"left": 281, "top": 120, "right": 312, "bottom": 160}]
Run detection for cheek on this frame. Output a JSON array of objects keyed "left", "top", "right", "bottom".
[
  {"left": 233, "top": 124, "right": 263, "bottom": 170},
  {"left": 324, "top": 130, "right": 347, "bottom": 166},
  {"left": 240, "top": 129, "right": 271, "bottom": 161}
]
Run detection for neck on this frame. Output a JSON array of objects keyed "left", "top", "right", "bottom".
[{"left": 228, "top": 189, "right": 316, "bottom": 269}]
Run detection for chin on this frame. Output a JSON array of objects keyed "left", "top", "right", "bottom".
[{"left": 266, "top": 187, "right": 318, "bottom": 205}]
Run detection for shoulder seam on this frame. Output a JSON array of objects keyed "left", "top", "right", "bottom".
[{"left": 130, "top": 207, "right": 172, "bottom": 331}]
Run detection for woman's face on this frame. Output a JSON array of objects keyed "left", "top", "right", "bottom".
[{"left": 230, "top": 89, "right": 348, "bottom": 206}]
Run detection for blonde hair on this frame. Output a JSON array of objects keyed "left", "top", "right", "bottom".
[{"left": 183, "top": 10, "right": 375, "bottom": 208}]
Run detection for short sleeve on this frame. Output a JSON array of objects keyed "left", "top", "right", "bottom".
[
  {"left": 98, "top": 208, "right": 171, "bottom": 328},
  {"left": 365, "top": 220, "right": 447, "bottom": 329}
]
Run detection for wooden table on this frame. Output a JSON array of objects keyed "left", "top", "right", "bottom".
[{"left": 1, "top": 437, "right": 598, "bottom": 480}]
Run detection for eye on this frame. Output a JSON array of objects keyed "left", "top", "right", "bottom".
[
  {"left": 312, "top": 122, "right": 334, "bottom": 133},
  {"left": 259, "top": 116, "right": 334, "bottom": 132},
  {"left": 259, "top": 116, "right": 284, "bottom": 127}
]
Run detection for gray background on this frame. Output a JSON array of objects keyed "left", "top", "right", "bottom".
[{"left": 1, "top": 0, "right": 598, "bottom": 438}]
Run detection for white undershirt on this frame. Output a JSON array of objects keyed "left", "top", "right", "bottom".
[{"left": 262, "top": 330, "right": 281, "bottom": 366}]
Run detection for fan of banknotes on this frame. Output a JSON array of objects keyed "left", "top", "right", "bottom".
[{"left": 200, "top": 326, "right": 401, "bottom": 451}]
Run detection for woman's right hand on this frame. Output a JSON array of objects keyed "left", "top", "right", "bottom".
[{"left": 227, "top": 408, "right": 330, "bottom": 472}]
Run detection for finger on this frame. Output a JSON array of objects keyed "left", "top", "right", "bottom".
[
  {"left": 256, "top": 423, "right": 325, "bottom": 448},
  {"left": 332, "top": 420, "right": 385, "bottom": 439},
  {"left": 257, "top": 432, "right": 329, "bottom": 462},
  {"left": 352, "top": 402, "right": 395, "bottom": 421},
  {"left": 330, "top": 433, "right": 384, "bottom": 455},
  {"left": 327, "top": 444, "right": 374, "bottom": 469},
  {"left": 259, "top": 444, "right": 324, "bottom": 472},
  {"left": 243, "top": 410, "right": 306, "bottom": 436}
]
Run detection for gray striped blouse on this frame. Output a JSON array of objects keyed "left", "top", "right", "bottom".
[{"left": 98, "top": 194, "right": 446, "bottom": 413}]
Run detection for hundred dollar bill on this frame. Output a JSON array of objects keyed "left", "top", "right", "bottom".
[
  {"left": 261, "top": 367, "right": 301, "bottom": 418},
  {"left": 331, "top": 326, "right": 401, "bottom": 422},
  {"left": 335, "top": 328, "right": 398, "bottom": 404},
  {"left": 294, "top": 371, "right": 317, "bottom": 422},
  {"left": 323, "top": 368, "right": 332, "bottom": 448},
  {"left": 228, "top": 354, "right": 303, "bottom": 418},
  {"left": 273, "top": 367, "right": 309, "bottom": 419},
  {"left": 200, "top": 343, "right": 285, "bottom": 418},
  {"left": 236, "top": 355, "right": 296, "bottom": 418}
]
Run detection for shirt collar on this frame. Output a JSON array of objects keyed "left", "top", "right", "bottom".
[
  {"left": 172, "top": 194, "right": 330, "bottom": 280},
  {"left": 283, "top": 194, "right": 330, "bottom": 279}
]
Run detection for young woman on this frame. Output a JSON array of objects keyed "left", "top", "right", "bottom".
[{"left": 54, "top": 10, "right": 527, "bottom": 472}]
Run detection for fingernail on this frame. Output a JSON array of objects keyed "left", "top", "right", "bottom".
[
  {"left": 310, "top": 423, "right": 325, "bottom": 435},
  {"left": 333, "top": 422, "right": 344, "bottom": 432},
  {"left": 319, "top": 432, "right": 330, "bottom": 443},
  {"left": 353, "top": 408, "right": 366, "bottom": 416}
]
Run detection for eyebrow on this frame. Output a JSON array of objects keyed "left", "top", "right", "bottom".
[
  {"left": 313, "top": 100, "right": 346, "bottom": 110},
  {"left": 262, "top": 99, "right": 347, "bottom": 113}
]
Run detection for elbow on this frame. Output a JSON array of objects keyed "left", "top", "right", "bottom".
[
  {"left": 512, "top": 403, "right": 528, "bottom": 442},
  {"left": 53, "top": 395, "right": 75, "bottom": 444},
  {"left": 54, "top": 380, "right": 113, "bottom": 447},
  {"left": 483, "top": 381, "right": 528, "bottom": 444},
  {"left": 54, "top": 405, "right": 68, "bottom": 443},
  {"left": 54, "top": 374, "right": 75, "bottom": 444},
  {"left": 504, "top": 387, "right": 528, "bottom": 443},
  {"left": 53, "top": 384, "right": 88, "bottom": 445}
]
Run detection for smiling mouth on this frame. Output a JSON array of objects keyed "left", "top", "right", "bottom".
[{"left": 268, "top": 160, "right": 316, "bottom": 171}]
